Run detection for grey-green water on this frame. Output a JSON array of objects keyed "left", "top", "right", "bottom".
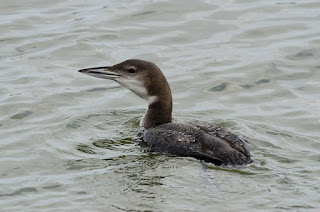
[{"left": 1, "top": 0, "right": 320, "bottom": 211}]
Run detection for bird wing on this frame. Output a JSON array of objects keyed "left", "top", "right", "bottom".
[
  {"left": 188, "top": 122, "right": 251, "bottom": 158},
  {"left": 141, "top": 122, "right": 252, "bottom": 166},
  {"left": 141, "top": 127, "right": 225, "bottom": 165}
]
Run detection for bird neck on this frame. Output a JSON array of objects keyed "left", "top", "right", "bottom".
[{"left": 140, "top": 95, "right": 172, "bottom": 129}]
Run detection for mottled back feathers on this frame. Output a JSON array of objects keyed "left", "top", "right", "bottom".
[{"left": 139, "top": 122, "right": 252, "bottom": 166}]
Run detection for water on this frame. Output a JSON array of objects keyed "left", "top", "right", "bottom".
[{"left": 1, "top": 0, "right": 320, "bottom": 211}]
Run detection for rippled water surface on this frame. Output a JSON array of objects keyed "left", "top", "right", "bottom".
[{"left": 1, "top": 0, "right": 320, "bottom": 211}]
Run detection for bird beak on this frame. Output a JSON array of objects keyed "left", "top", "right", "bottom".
[{"left": 78, "top": 66, "right": 122, "bottom": 80}]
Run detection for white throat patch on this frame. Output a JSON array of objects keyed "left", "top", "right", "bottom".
[
  {"left": 115, "top": 78, "right": 148, "bottom": 100},
  {"left": 148, "top": 96, "right": 159, "bottom": 104}
]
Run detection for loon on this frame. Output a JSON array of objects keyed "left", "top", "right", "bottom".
[{"left": 79, "top": 59, "right": 252, "bottom": 166}]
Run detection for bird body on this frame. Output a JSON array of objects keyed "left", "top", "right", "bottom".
[{"left": 79, "top": 59, "right": 252, "bottom": 166}]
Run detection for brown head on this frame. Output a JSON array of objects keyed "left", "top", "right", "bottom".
[{"left": 79, "top": 59, "right": 173, "bottom": 128}]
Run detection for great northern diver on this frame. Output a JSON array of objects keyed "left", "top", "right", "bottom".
[{"left": 79, "top": 59, "right": 252, "bottom": 166}]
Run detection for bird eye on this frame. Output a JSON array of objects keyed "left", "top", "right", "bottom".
[{"left": 128, "top": 68, "right": 136, "bottom": 73}]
